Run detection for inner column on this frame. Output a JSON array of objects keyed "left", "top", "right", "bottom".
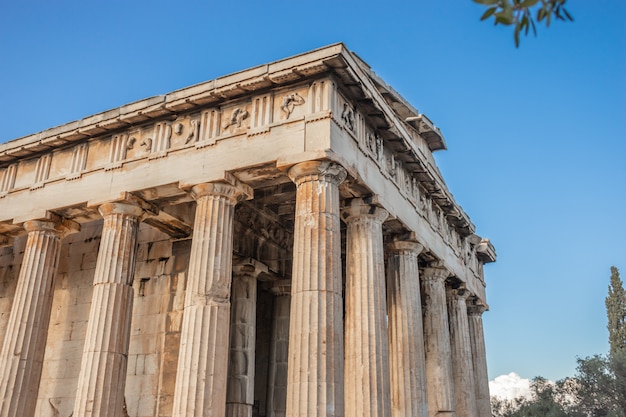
[
  {"left": 285, "top": 160, "right": 346, "bottom": 417},
  {"left": 386, "top": 240, "right": 429, "bottom": 417},
  {"left": 422, "top": 264, "right": 456, "bottom": 417},
  {"left": 266, "top": 280, "right": 291, "bottom": 417},
  {"left": 72, "top": 202, "right": 144, "bottom": 417},
  {"left": 226, "top": 260, "right": 265, "bottom": 417},
  {"left": 341, "top": 199, "right": 391, "bottom": 417},
  {"left": 172, "top": 182, "right": 248, "bottom": 417}
]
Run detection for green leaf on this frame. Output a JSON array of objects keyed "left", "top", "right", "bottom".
[
  {"left": 473, "top": 0, "right": 499, "bottom": 5},
  {"left": 495, "top": 10, "right": 515, "bottom": 25},
  {"left": 555, "top": 7, "right": 564, "bottom": 21},
  {"left": 514, "top": 23, "right": 521, "bottom": 47},
  {"left": 520, "top": 0, "right": 540, "bottom": 7},
  {"left": 521, "top": 15, "right": 530, "bottom": 35},
  {"left": 537, "top": 7, "right": 546, "bottom": 21},
  {"left": 480, "top": 7, "right": 498, "bottom": 20},
  {"left": 562, "top": 7, "right": 573, "bottom": 21}
]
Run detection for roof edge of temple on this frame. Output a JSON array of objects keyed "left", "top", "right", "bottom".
[{"left": 1, "top": 42, "right": 447, "bottom": 156}]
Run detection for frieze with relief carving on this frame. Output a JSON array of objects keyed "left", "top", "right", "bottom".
[{"left": 338, "top": 90, "right": 472, "bottom": 264}]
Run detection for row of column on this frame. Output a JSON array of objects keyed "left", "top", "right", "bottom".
[
  {"left": 285, "top": 161, "right": 490, "bottom": 417},
  {"left": 0, "top": 159, "right": 490, "bottom": 417}
]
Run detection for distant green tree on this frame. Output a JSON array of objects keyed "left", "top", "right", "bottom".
[
  {"left": 491, "top": 377, "right": 582, "bottom": 417},
  {"left": 572, "top": 354, "right": 625, "bottom": 417},
  {"left": 606, "top": 267, "right": 626, "bottom": 357},
  {"left": 556, "top": 267, "right": 626, "bottom": 417},
  {"left": 491, "top": 267, "right": 626, "bottom": 417},
  {"left": 473, "top": 0, "right": 573, "bottom": 46}
]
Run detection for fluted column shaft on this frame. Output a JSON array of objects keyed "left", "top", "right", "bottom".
[
  {"left": 386, "top": 241, "right": 428, "bottom": 417},
  {"left": 422, "top": 266, "right": 455, "bottom": 417},
  {"left": 72, "top": 203, "right": 144, "bottom": 417},
  {"left": 285, "top": 160, "right": 346, "bottom": 417},
  {"left": 447, "top": 289, "right": 477, "bottom": 417},
  {"left": 172, "top": 182, "right": 247, "bottom": 417},
  {"left": 0, "top": 220, "right": 69, "bottom": 417},
  {"left": 342, "top": 200, "right": 391, "bottom": 417},
  {"left": 267, "top": 282, "right": 291, "bottom": 417},
  {"left": 226, "top": 271, "right": 258, "bottom": 417},
  {"left": 468, "top": 305, "right": 491, "bottom": 417}
]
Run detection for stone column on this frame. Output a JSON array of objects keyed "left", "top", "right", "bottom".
[
  {"left": 285, "top": 160, "right": 346, "bottom": 417},
  {"left": 386, "top": 240, "right": 428, "bottom": 417},
  {"left": 468, "top": 303, "right": 491, "bottom": 417},
  {"left": 72, "top": 202, "right": 144, "bottom": 417},
  {"left": 341, "top": 199, "right": 391, "bottom": 417},
  {"left": 226, "top": 261, "right": 265, "bottom": 417},
  {"left": 172, "top": 182, "right": 248, "bottom": 417},
  {"left": 422, "top": 265, "right": 455, "bottom": 417},
  {"left": 0, "top": 218, "right": 75, "bottom": 417},
  {"left": 266, "top": 280, "right": 291, "bottom": 417},
  {"left": 447, "top": 288, "right": 477, "bottom": 417}
]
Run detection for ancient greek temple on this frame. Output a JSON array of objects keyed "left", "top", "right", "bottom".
[{"left": 0, "top": 44, "right": 496, "bottom": 417}]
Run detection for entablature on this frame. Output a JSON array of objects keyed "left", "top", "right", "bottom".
[{"left": 0, "top": 43, "right": 494, "bottom": 300}]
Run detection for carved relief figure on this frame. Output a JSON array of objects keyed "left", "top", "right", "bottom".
[
  {"left": 223, "top": 108, "right": 249, "bottom": 130},
  {"left": 387, "top": 155, "right": 397, "bottom": 180},
  {"left": 412, "top": 177, "right": 420, "bottom": 202},
  {"left": 341, "top": 103, "right": 355, "bottom": 131},
  {"left": 186, "top": 119, "right": 200, "bottom": 144},
  {"left": 280, "top": 93, "right": 305, "bottom": 118},
  {"left": 366, "top": 132, "right": 376, "bottom": 155},
  {"left": 375, "top": 136, "right": 383, "bottom": 163},
  {"left": 418, "top": 193, "right": 427, "bottom": 214},
  {"left": 126, "top": 137, "right": 136, "bottom": 150},
  {"left": 404, "top": 174, "right": 411, "bottom": 197},
  {"left": 438, "top": 210, "right": 446, "bottom": 233},
  {"left": 140, "top": 138, "right": 152, "bottom": 150}
]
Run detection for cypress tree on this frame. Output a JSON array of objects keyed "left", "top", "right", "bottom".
[{"left": 606, "top": 266, "right": 626, "bottom": 357}]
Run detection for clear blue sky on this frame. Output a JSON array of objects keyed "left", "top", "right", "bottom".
[{"left": 1, "top": 0, "right": 624, "bottom": 382}]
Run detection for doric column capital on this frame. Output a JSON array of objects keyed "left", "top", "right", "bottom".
[
  {"left": 388, "top": 240, "right": 424, "bottom": 255},
  {"left": 467, "top": 302, "right": 488, "bottom": 316},
  {"left": 23, "top": 212, "right": 80, "bottom": 238},
  {"left": 233, "top": 257, "right": 269, "bottom": 280},
  {"left": 98, "top": 202, "right": 145, "bottom": 219},
  {"left": 270, "top": 279, "right": 292, "bottom": 296},
  {"left": 287, "top": 160, "right": 347, "bottom": 186},
  {"left": 421, "top": 264, "right": 450, "bottom": 283},
  {"left": 340, "top": 198, "right": 389, "bottom": 224},
  {"left": 23, "top": 219, "right": 79, "bottom": 239},
  {"left": 447, "top": 287, "right": 472, "bottom": 301},
  {"left": 190, "top": 182, "right": 250, "bottom": 204}
]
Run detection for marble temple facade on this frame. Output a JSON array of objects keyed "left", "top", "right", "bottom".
[{"left": 0, "top": 44, "right": 496, "bottom": 417}]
